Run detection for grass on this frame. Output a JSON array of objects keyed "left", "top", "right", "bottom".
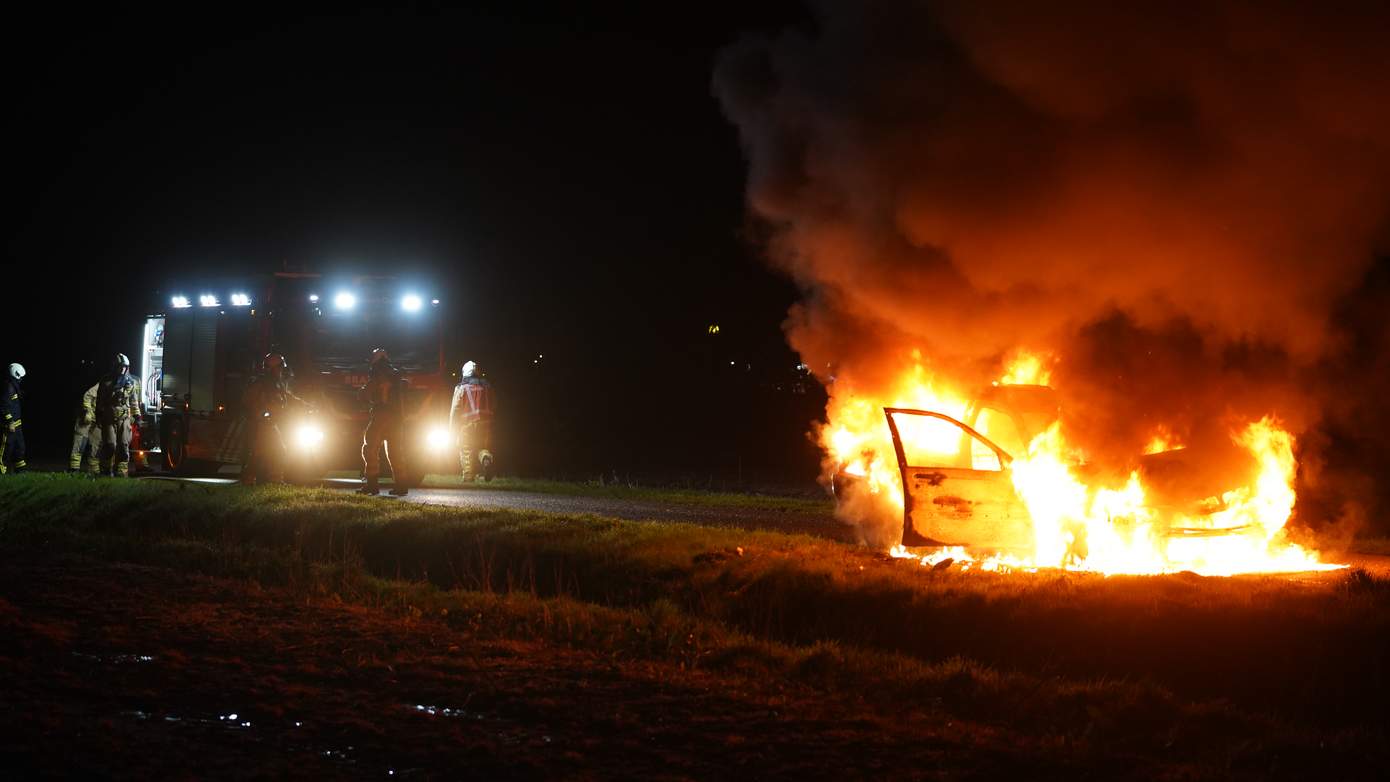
[{"left": 1, "top": 473, "right": 1386, "bottom": 775}]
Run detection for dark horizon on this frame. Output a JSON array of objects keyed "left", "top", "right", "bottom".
[{"left": 6, "top": 2, "right": 826, "bottom": 484}]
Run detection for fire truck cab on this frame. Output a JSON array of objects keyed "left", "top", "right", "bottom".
[{"left": 136, "top": 273, "right": 454, "bottom": 480}]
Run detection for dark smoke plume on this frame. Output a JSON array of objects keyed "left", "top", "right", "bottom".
[{"left": 715, "top": 1, "right": 1390, "bottom": 530}]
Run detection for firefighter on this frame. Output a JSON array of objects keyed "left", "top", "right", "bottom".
[
  {"left": 450, "top": 360, "right": 495, "bottom": 481},
  {"left": 358, "top": 348, "right": 409, "bottom": 496},
  {"left": 68, "top": 381, "right": 101, "bottom": 474},
  {"left": 94, "top": 353, "right": 142, "bottom": 477},
  {"left": 240, "top": 353, "right": 306, "bottom": 485},
  {"left": 1, "top": 363, "right": 27, "bottom": 474}
]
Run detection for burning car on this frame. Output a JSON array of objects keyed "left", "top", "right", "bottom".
[{"left": 831, "top": 382, "right": 1325, "bottom": 573}]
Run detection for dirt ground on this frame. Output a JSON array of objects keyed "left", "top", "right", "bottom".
[{"left": 0, "top": 556, "right": 1118, "bottom": 781}]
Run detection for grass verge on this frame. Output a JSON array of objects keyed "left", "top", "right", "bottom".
[{"left": 1, "top": 474, "right": 1385, "bottom": 775}]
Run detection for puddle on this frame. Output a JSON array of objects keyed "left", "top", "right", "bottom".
[
  {"left": 219, "top": 713, "right": 254, "bottom": 728},
  {"left": 117, "top": 710, "right": 449, "bottom": 774},
  {"left": 410, "top": 704, "right": 487, "bottom": 720},
  {"left": 74, "top": 652, "right": 156, "bottom": 664},
  {"left": 408, "top": 704, "right": 552, "bottom": 750},
  {"left": 119, "top": 709, "right": 250, "bottom": 729}
]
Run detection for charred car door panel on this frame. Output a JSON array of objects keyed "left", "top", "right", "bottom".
[{"left": 885, "top": 408, "right": 1033, "bottom": 551}]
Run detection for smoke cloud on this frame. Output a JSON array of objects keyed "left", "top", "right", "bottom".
[{"left": 716, "top": 1, "right": 1390, "bottom": 528}]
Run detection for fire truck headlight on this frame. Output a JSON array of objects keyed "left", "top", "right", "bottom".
[
  {"left": 294, "top": 424, "right": 325, "bottom": 451},
  {"left": 425, "top": 426, "right": 451, "bottom": 452},
  {"left": 401, "top": 293, "right": 423, "bottom": 312},
  {"left": 230, "top": 293, "right": 251, "bottom": 306},
  {"left": 334, "top": 291, "right": 357, "bottom": 311},
  {"left": 171, "top": 295, "right": 191, "bottom": 309},
  {"left": 199, "top": 294, "right": 219, "bottom": 307}
]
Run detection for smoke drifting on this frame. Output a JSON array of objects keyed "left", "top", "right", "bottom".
[{"left": 716, "top": 1, "right": 1390, "bottom": 527}]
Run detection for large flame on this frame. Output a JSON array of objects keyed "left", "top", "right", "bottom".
[
  {"left": 826, "top": 353, "right": 969, "bottom": 514},
  {"left": 825, "top": 354, "right": 1341, "bottom": 576}
]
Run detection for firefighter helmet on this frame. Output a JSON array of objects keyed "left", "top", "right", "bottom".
[
  {"left": 461, "top": 360, "right": 478, "bottom": 378},
  {"left": 263, "top": 353, "right": 287, "bottom": 371},
  {"left": 7, "top": 363, "right": 23, "bottom": 381},
  {"left": 370, "top": 348, "right": 389, "bottom": 365},
  {"left": 114, "top": 353, "right": 131, "bottom": 372}
]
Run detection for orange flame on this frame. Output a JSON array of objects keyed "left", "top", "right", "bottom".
[
  {"left": 827, "top": 354, "right": 1340, "bottom": 575},
  {"left": 1143, "top": 425, "right": 1184, "bottom": 455}
]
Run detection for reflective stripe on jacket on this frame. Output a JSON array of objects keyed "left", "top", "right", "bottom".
[{"left": 450, "top": 378, "right": 494, "bottom": 427}]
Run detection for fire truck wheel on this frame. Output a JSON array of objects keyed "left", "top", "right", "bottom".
[{"left": 162, "top": 428, "right": 187, "bottom": 474}]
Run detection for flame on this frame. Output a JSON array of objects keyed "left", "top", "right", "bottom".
[
  {"left": 997, "top": 350, "right": 1053, "bottom": 386},
  {"left": 1143, "top": 425, "right": 1184, "bottom": 454},
  {"left": 826, "top": 355, "right": 1341, "bottom": 576},
  {"left": 822, "top": 354, "right": 969, "bottom": 513}
]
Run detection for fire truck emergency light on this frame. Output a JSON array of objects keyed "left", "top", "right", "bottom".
[
  {"left": 401, "top": 293, "right": 423, "bottom": 312},
  {"left": 199, "top": 294, "right": 219, "bottom": 307},
  {"left": 171, "top": 295, "right": 191, "bottom": 309},
  {"left": 334, "top": 291, "right": 357, "bottom": 311}
]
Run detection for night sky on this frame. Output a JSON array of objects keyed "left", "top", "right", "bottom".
[{"left": 7, "top": 2, "right": 825, "bottom": 482}]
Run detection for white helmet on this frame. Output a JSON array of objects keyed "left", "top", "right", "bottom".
[
  {"left": 7, "top": 363, "right": 23, "bottom": 381},
  {"left": 461, "top": 361, "right": 478, "bottom": 378}
]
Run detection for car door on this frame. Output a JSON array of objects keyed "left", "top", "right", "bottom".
[{"left": 884, "top": 407, "right": 1033, "bottom": 551}]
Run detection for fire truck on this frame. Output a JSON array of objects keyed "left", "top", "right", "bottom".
[{"left": 135, "top": 273, "right": 455, "bottom": 480}]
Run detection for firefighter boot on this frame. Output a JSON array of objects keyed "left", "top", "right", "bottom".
[
  {"left": 389, "top": 485, "right": 409, "bottom": 497},
  {"left": 356, "top": 477, "right": 380, "bottom": 496}
]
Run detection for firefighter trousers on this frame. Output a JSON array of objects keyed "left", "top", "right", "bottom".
[
  {"left": 242, "top": 419, "right": 286, "bottom": 485},
  {"left": 69, "top": 421, "right": 100, "bottom": 472},
  {"left": 457, "top": 421, "right": 493, "bottom": 479},
  {"left": 96, "top": 420, "right": 133, "bottom": 477},
  {"left": 362, "top": 414, "right": 407, "bottom": 485},
  {"left": 0, "top": 423, "right": 26, "bottom": 474}
]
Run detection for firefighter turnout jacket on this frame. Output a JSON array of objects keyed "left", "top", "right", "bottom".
[
  {"left": 1, "top": 375, "right": 25, "bottom": 473},
  {"left": 1, "top": 376, "right": 21, "bottom": 433},
  {"left": 95, "top": 372, "right": 141, "bottom": 424},
  {"left": 239, "top": 372, "right": 304, "bottom": 485},
  {"left": 449, "top": 376, "right": 494, "bottom": 428},
  {"left": 242, "top": 373, "right": 304, "bottom": 420},
  {"left": 365, "top": 364, "right": 407, "bottom": 418},
  {"left": 93, "top": 371, "right": 141, "bottom": 477},
  {"left": 69, "top": 384, "right": 100, "bottom": 472},
  {"left": 450, "top": 375, "right": 494, "bottom": 480},
  {"left": 360, "top": 362, "right": 409, "bottom": 488},
  {"left": 79, "top": 383, "right": 99, "bottom": 424}
]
